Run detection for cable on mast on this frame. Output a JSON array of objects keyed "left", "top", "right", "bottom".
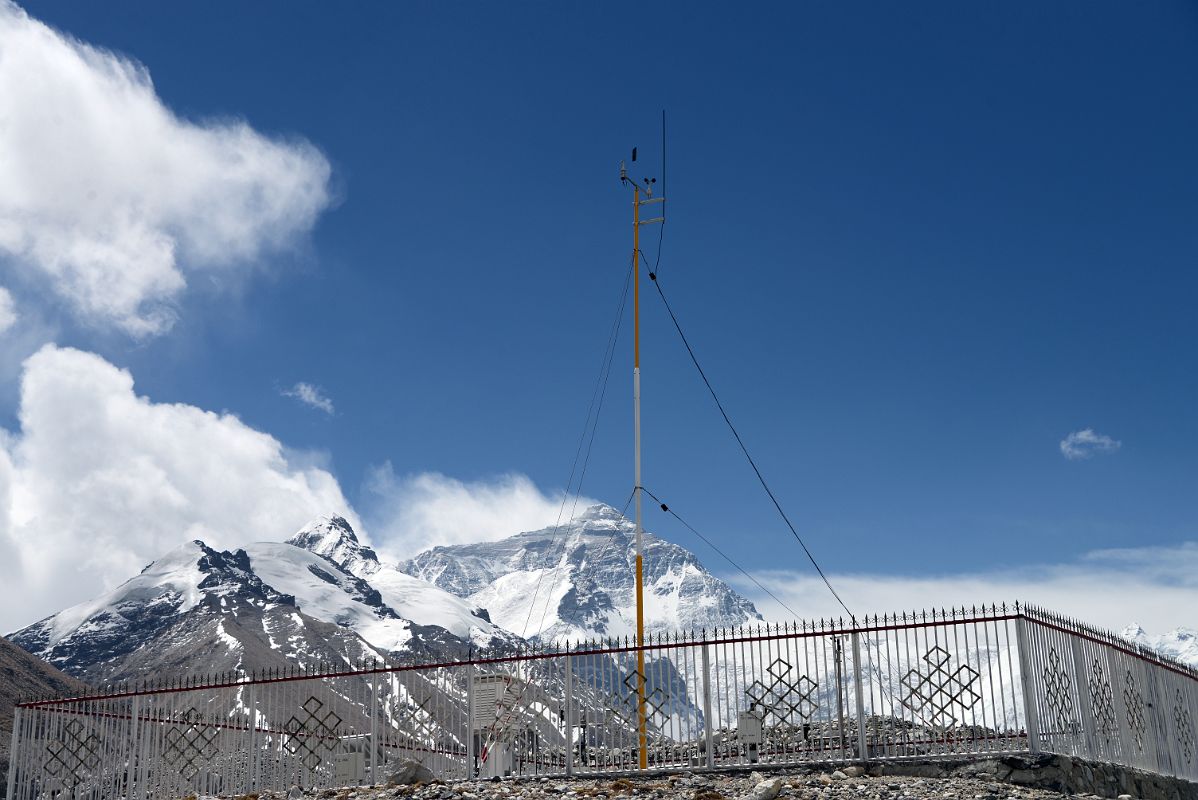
[
  {"left": 653, "top": 110, "right": 667, "bottom": 277},
  {"left": 517, "top": 257, "right": 634, "bottom": 640},
  {"left": 641, "top": 486, "right": 802, "bottom": 620},
  {"left": 648, "top": 270, "right": 856, "bottom": 621}
]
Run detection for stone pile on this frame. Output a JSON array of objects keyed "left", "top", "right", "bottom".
[{"left": 203, "top": 754, "right": 1197, "bottom": 800}]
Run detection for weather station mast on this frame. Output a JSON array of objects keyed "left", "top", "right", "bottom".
[{"left": 620, "top": 146, "right": 663, "bottom": 771}]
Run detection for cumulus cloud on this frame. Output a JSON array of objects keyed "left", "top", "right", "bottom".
[
  {"left": 0, "top": 345, "right": 598, "bottom": 632},
  {"left": 732, "top": 541, "right": 1198, "bottom": 633},
  {"left": 363, "top": 466, "right": 596, "bottom": 560},
  {"left": 0, "top": 2, "right": 332, "bottom": 336},
  {"left": 283, "top": 382, "right": 335, "bottom": 415},
  {"left": 0, "top": 345, "right": 359, "bottom": 633},
  {"left": 1060, "top": 428, "right": 1121, "bottom": 460},
  {"left": 0, "top": 287, "right": 16, "bottom": 333}
]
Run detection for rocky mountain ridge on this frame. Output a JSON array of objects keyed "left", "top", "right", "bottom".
[
  {"left": 287, "top": 516, "right": 508, "bottom": 645},
  {"left": 398, "top": 503, "right": 763, "bottom": 642},
  {"left": 1120, "top": 623, "right": 1198, "bottom": 668},
  {"left": 11, "top": 505, "right": 1193, "bottom": 695},
  {"left": 9, "top": 521, "right": 518, "bottom": 684}
]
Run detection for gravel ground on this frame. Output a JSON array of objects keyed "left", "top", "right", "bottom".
[{"left": 218, "top": 765, "right": 1092, "bottom": 800}]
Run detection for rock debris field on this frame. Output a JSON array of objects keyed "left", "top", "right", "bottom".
[{"left": 195, "top": 763, "right": 1165, "bottom": 800}]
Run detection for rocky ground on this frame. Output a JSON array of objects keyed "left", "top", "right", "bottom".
[{"left": 206, "top": 761, "right": 1179, "bottom": 800}]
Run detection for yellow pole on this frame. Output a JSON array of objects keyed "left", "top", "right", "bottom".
[{"left": 633, "top": 185, "right": 649, "bottom": 770}]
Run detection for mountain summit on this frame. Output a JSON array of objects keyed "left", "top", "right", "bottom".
[
  {"left": 286, "top": 516, "right": 518, "bottom": 650},
  {"left": 9, "top": 539, "right": 386, "bottom": 684},
  {"left": 398, "top": 503, "right": 763, "bottom": 642},
  {"left": 11, "top": 506, "right": 764, "bottom": 683},
  {"left": 1121, "top": 624, "right": 1198, "bottom": 668},
  {"left": 289, "top": 515, "right": 381, "bottom": 575},
  {"left": 12, "top": 517, "right": 517, "bottom": 683}
]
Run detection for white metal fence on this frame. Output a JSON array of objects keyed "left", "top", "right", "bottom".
[{"left": 6, "top": 603, "right": 1196, "bottom": 799}]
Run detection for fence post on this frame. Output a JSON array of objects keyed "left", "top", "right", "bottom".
[
  {"left": 465, "top": 662, "right": 475, "bottom": 778},
  {"left": 370, "top": 671, "right": 379, "bottom": 784},
  {"left": 254, "top": 684, "right": 267, "bottom": 791},
  {"left": 128, "top": 695, "right": 142, "bottom": 797},
  {"left": 1067, "top": 634, "right": 1094, "bottom": 760},
  {"left": 6, "top": 705, "right": 20, "bottom": 800},
  {"left": 851, "top": 631, "right": 868, "bottom": 763},
  {"left": 834, "top": 637, "right": 847, "bottom": 759},
  {"left": 1015, "top": 615, "right": 1041, "bottom": 754},
  {"left": 701, "top": 642, "right": 714, "bottom": 769},
  {"left": 564, "top": 651, "right": 574, "bottom": 778}
]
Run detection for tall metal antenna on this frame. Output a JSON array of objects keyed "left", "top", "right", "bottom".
[{"left": 619, "top": 143, "right": 663, "bottom": 770}]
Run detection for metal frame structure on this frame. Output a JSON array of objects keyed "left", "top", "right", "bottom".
[{"left": 7, "top": 603, "right": 1196, "bottom": 799}]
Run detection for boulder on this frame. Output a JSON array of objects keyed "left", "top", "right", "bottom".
[
  {"left": 751, "top": 779, "right": 784, "bottom": 800},
  {"left": 388, "top": 759, "right": 437, "bottom": 785}
]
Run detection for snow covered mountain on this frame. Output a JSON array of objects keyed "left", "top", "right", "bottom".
[
  {"left": 9, "top": 540, "right": 392, "bottom": 683},
  {"left": 398, "top": 503, "right": 763, "bottom": 642},
  {"left": 1121, "top": 624, "right": 1198, "bottom": 668},
  {"left": 11, "top": 505, "right": 759, "bottom": 686},
  {"left": 11, "top": 519, "right": 517, "bottom": 683},
  {"left": 287, "top": 515, "right": 515, "bottom": 651}
]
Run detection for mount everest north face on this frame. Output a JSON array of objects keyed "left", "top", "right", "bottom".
[
  {"left": 8, "top": 504, "right": 763, "bottom": 683},
  {"left": 8, "top": 504, "right": 1197, "bottom": 687}
]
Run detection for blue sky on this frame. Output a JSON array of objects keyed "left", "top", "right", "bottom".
[{"left": 0, "top": 1, "right": 1196, "bottom": 630}]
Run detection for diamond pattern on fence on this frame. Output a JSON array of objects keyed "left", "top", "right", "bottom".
[
  {"left": 44, "top": 719, "right": 101, "bottom": 787},
  {"left": 614, "top": 668, "right": 669, "bottom": 728},
  {"left": 1175, "top": 690, "right": 1194, "bottom": 764},
  {"left": 1123, "top": 671, "right": 1146, "bottom": 752},
  {"left": 1042, "top": 648, "right": 1075, "bottom": 732},
  {"left": 284, "top": 696, "right": 343, "bottom": 770},
  {"left": 745, "top": 658, "right": 819, "bottom": 725},
  {"left": 163, "top": 707, "right": 220, "bottom": 780},
  {"left": 16, "top": 604, "right": 1198, "bottom": 798},
  {"left": 1088, "top": 659, "right": 1117, "bottom": 741},
  {"left": 393, "top": 694, "right": 438, "bottom": 744},
  {"left": 899, "top": 645, "right": 982, "bottom": 729}
]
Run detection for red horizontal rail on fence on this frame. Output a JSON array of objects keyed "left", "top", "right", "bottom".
[
  {"left": 19, "top": 610, "right": 1023, "bottom": 708},
  {"left": 1025, "top": 616, "right": 1198, "bottom": 683},
  {"left": 19, "top": 606, "right": 1195, "bottom": 709}
]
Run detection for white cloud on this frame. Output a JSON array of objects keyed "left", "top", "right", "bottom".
[
  {"left": 364, "top": 466, "right": 596, "bottom": 560},
  {"left": 0, "top": 287, "right": 16, "bottom": 333},
  {"left": 0, "top": 347, "right": 600, "bottom": 633},
  {"left": 0, "top": 345, "right": 359, "bottom": 633},
  {"left": 283, "top": 382, "right": 335, "bottom": 415},
  {"left": 732, "top": 541, "right": 1198, "bottom": 634},
  {"left": 0, "top": 2, "right": 332, "bottom": 337},
  {"left": 1060, "top": 428, "right": 1121, "bottom": 460}
]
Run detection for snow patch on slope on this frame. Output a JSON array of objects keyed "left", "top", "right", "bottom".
[
  {"left": 243, "top": 543, "right": 415, "bottom": 653},
  {"left": 215, "top": 619, "right": 241, "bottom": 652},
  {"left": 1121, "top": 624, "right": 1198, "bottom": 668},
  {"left": 288, "top": 516, "right": 516, "bottom": 649},
  {"left": 400, "top": 503, "right": 763, "bottom": 643},
  {"left": 469, "top": 569, "right": 574, "bottom": 640},
  {"left": 44, "top": 540, "right": 209, "bottom": 647}
]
